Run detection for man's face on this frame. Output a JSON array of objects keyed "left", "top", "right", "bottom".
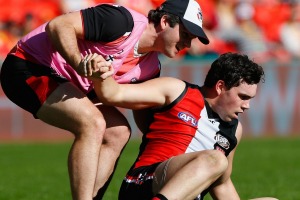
[
  {"left": 215, "top": 81, "right": 258, "bottom": 122},
  {"left": 160, "top": 22, "right": 196, "bottom": 58}
]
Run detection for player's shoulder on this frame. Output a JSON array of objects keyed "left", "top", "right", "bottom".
[
  {"left": 153, "top": 77, "right": 185, "bottom": 86},
  {"left": 151, "top": 77, "right": 186, "bottom": 96}
]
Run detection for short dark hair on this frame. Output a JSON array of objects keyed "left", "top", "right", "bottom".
[
  {"left": 204, "top": 52, "right": 265, "bottom": 89},
  {"left": 148, "top": 8, "right": 180, "bottom": 28}
]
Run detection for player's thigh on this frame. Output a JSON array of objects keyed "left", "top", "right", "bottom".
[
  {"left": 153, "top": 150, "right": 219, "bottom": 191},
  {"left": 37, "top": 82, "right": 104, "bottom": 134},
  {"left": 153, "top": 152, "right": 200, "bottom": 193}
]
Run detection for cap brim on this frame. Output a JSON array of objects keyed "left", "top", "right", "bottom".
[{"left": 181, "top": 18, "right": 210, "bottom": 45}]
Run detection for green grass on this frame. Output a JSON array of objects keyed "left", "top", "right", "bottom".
[
  {"left": 230, "top": 137, "right": 300, "bottom": 200},
  {"left": 0, "top": 137, "right": 299, "bottom": 200}
]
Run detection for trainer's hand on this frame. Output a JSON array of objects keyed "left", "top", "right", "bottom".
[
  {"left": 78, "top": 53, "right": 113, "bottom": 79},
  {"left": 99, "top": 64, "right": 114, "bottom": 80}
]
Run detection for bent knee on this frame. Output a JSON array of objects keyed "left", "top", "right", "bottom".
[
  {"left": 74, "top": 112, "right": 107, "bottom": 140},
  {"left": 103, "top": 125, "right": 131, "bottom": 147},
  {"left": 198, "top": 150, "right": 228, "bottom": 174}
]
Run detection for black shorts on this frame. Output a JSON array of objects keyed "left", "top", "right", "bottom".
[
  {"left": 0, "top": 55, "right": 69, "bottom": 117},
  {"left": 119, "top": 162, "right": 207, "bottom": 200},
  {"left": 119, "top": 163, "right": 160, "bottom": 200}
]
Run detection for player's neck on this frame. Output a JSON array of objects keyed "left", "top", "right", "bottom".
[
  {"left": 138, "top": 23, "right": 159, "bottom": 53},
  {"left": 200, "top": 86, "right": 217, "bottom": 107}
]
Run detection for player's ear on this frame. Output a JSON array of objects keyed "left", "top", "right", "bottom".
[
  {"left": 215, "top": 80, "right": 226, "bottom": 95},
  {"left": 160, "top": 15, "right": 169, "bottom": 30}
]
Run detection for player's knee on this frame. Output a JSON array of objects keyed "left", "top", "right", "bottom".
[
  {"left": 75, "top": 111, "right": 106, "bottom": 141},
  {"left": 197, "top": 150, "right": 228, "bottom": 175},
  {"left": 209, "top": 150, "right": 228, "bottom": 174},
  {"left": 117, "top": 125, "right": 131, "bottom": 144},
  {"left": 103, "top": 125, "right": 131, "bottom": 148},
  {"left": 212, "top": 149, "right": 227, "bottom": 166}
]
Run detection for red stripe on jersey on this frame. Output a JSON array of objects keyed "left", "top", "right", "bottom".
[
  {"left": 134, "top": 86, "right": 205, "bottom": 168},
  {"left": 26, "top": 76, "right": 59, "bottom": 104}
]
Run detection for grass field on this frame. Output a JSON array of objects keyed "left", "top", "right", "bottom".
[{"left": 0, "top": 137, "right": 299, "bottom": 200}]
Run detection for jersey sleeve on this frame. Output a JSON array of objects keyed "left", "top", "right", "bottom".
[{"left": 81, "top": 4, "right": 134, "bottom": 42}]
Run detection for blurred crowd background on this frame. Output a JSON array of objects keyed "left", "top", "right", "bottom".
[{"left": 0, "top": 0, "right": 300, "bottom": 64}]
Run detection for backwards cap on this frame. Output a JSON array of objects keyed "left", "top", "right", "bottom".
[{"left": 160, "top": 0, "right": 209, "bottom": 45}]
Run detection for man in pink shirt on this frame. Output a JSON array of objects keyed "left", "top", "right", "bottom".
[{"left": 0, "top": 0, "right": 209, "bottom": 199}]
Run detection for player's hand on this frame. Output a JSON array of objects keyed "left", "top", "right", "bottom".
[{"left": 79, "top": 53, "right": 113, "bottom": 79}]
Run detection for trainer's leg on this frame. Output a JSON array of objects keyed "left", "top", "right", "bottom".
[
  {"left": 153, "top": 150, "right": 228, "bottom": 200},
  {"left": 93, "top": 106, "right": 131, "bottom": 199},
  {"left": 37, "top": 82, "right": 106, "bottom": 200}
]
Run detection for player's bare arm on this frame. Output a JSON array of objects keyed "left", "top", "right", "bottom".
[{"left": 93, "top": 77, "right": 186, "bottom": 110}]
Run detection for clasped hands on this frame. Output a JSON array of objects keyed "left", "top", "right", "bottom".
[{"left": 78, "top": 53, "right": 114, "bottom": 80}]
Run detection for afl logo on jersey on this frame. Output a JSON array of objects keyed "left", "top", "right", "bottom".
[{"left": 178, "top": 112, "right": 197, "bottom": 127}]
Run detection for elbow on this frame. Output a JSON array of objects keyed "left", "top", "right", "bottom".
[
  {"left": 98, "top": 96, "right": 110, "bottom": 105},
  {"left": 95, "top": 91, "right": 116, "bottom": 105},
  {"left": 98, "top": 96, "right": 117, "bottom": 106}
]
